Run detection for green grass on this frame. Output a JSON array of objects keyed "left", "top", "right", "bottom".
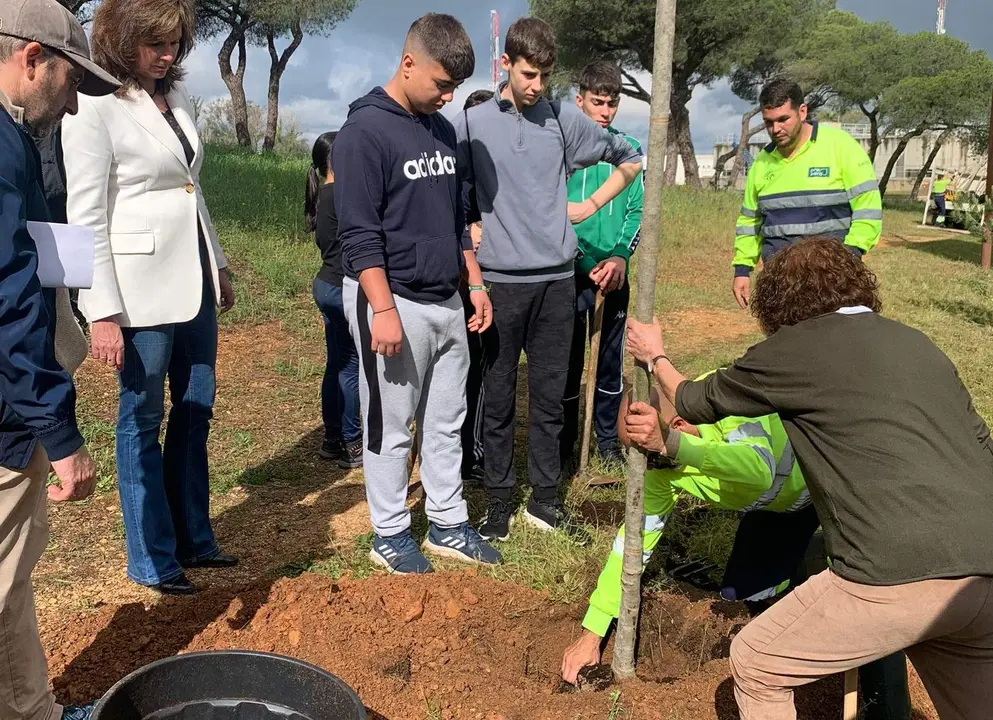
[
  {"left": 99, "top": 147, "right": 993, "bottom": 607},
  {"left": 199, "top": 149, "right": 316, "bottom": 330}
]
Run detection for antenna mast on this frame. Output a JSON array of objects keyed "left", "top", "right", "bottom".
[
  {"left": 491, "top": 10, "right": 501, "bottom": 91},
  {"left": 936, "top": 0, "right": 947, "bottom": 35}
]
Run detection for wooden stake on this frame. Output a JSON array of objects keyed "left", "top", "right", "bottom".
[
  {"left": 579, "top": 293, "right": 606, "bottom": 476},
  {"left": 843, "top": 669, "right": 859, "bottom": 720},
  {"left": 611, "top": 0, "right": 678, "bottom": 682}
]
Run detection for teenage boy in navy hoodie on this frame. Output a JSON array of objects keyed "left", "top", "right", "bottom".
[{"left": 333, "top": 13, "right": 501, "bottom": 575}]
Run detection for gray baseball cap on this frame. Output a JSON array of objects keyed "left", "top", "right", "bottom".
[{"left": 0, "top": 0, "right": 120, "bottom": 96}]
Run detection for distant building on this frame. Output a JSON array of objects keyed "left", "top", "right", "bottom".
[{"left": 648, "top": 153, "right": 716, "bottom": 185}]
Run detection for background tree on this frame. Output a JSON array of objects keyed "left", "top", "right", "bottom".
[
  {"left": 253, "top": 0, "right": 357, "bottom": 153},
  {"left": 875, "top": 35, "right": 993, "bottom": 197},
  {"left": 197, "top": 97, "right": 309, "bottom": 155},
  {"left": 198, "top": 0, "right": 257, "bottom": 148},
  {"left": 531, "top": 0, "right": 831, "bottom": 188},
  {"left": 198, "top": 0, "right": 358, "bottom": 151},
  {"left": 790, "top": 11, "right": 905, "bottom": 162}
]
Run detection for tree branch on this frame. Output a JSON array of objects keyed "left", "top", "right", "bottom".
[{"left": 619, "top": 67, "right": 652, "bottom": 104}]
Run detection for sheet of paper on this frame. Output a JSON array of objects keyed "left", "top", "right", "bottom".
[{"left": 27, "top": 221, "right": 95, "bottom": 289}]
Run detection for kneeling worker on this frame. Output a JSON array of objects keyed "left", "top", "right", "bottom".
[
  {"left": 561, "top": 384, "right": 911, "bottom": 720},
  {"left": 562, "top": 382, "right": 817, "bottom": 682}
]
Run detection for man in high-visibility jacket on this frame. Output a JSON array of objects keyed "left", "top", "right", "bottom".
[
  {"left": 561, "top": 380, "right": 818, "bottom": 683},
  {"left": 932, "top": 172, "right": 950, "bottom": 226},
  {"left": 731, "top": 78, "right": 882, "bottom": 309}
]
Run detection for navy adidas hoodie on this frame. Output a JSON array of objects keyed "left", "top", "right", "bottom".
[{"left": 332, "top": 87, "right": 468, "bottom": 303}]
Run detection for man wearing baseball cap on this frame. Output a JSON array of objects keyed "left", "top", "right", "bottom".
[{"left": 0, "top": 1, "right": 119, "bottom": 719}]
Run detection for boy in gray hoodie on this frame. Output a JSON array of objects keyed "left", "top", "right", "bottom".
[{"left": 454, "top": 17, "right": 642, "bottom": 542}]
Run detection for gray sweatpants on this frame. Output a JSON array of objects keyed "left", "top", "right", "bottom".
[{"left": 343, "top": 278, "right": 469, "bottom": 537}]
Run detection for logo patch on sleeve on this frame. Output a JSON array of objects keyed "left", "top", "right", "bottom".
[{"left": 808, "top": 167, "right": 831, "bottom": 178}]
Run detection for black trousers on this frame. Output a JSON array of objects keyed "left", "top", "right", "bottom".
[
  {"left": 482, "top": 278, "right": 575, "bottom": 503},
  {"left": 461, "top": 286, "right": 485, "bottom": 471},
  {"left": 561, "top": 274, "right": 629, "bottom": 459}
]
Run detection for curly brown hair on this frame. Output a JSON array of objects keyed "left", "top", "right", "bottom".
[
  {"left": 751, "top": 237, "right": 882, "bottom": 334},
  {"left": 90, "top": 0, "right": 195, "bottom": 97}
]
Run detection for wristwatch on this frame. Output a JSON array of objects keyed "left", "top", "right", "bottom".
[{"left": 648, "top": 354, "right": 669, "bottom": 374}]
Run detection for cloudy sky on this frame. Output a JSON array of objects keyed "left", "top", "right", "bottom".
[{"left": 184, "top": 0, "right": 993, "bottom": 151}]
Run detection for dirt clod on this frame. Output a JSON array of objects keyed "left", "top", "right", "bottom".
[{"left": 576, "top": 663, "right": 613, "bottom": 692}]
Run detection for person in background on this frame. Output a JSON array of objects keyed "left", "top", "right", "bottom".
[
  {"left": 333, "top": 14, "right": 500, "bottom": 574},
  {"left": 630, "top": 237, "right": 993, "bottom": 719},
  {"left": 305, "top": 131, "right": 362, "bottom": 470},
  {"left": 731, "top": 78, "right": 881, "bottom": 310},
  {"left": 561, "top": 60, "right": 643, "bottom": 475},
  {"left": 0, "top": 1, "right": 120, "bottom": 717},
  {"left": 63, "top": 0, "right": 238, "bottom": 596},
  {"left": 455, "top": 18, "right": 643, "bottom": 544},
  {"left": 459, "top": 87, "right": 494, "bottom": 484},
  {"left": 931, "top": 171, "right": 949, "bottom": 226}
]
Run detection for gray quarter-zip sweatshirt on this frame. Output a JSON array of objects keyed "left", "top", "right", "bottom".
[{"left": 454, "top": 87, "right": 642, "bottom": 283}]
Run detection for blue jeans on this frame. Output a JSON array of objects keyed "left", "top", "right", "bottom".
[
  {"left": 312, "top": 278, "right": 360, "bottom": 444},
  {"left": 116, "top": 282, "right": 219, "bottom": 585}
]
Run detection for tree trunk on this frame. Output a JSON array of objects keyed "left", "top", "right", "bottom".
[
  {"left": 663, "top": 139, "right": 679, "bottom": 186},
  {"left": 860, "top": 104, "right": 880, "bottom": 163},
  {"left": 612, "top": 0, "right": 678, "bottom": 682},
  {"left": 218, "top": 21, "right": 252, "bottom": 149},
  {"left": 878, "top": 124, "right": 927, "bottom": 199},
  {"left": 669, "top": 87, "right": 700, "bottom": 188},
  {"left": 678, "top": 122, "right": 701, "bottom": 189},
  {"left": 263, "top": 22, "right": 304, "bottom": 153},
  {"left": 712, "top": 108, "right": 761, "bottom": 190},
  {"left": 909, "top": 129, "right": 952, "bottom": 200}
]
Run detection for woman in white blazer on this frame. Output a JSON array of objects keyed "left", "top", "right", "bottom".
[{"left": 63, "top": 0, "right": 237, "bottom": 595}]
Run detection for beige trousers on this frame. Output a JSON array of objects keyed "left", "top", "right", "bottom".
[
  {"left": 0, "top": 447, "right": 61, "bottom": 720},
  {"left": 731, "top": 568, "right": 993, "bottom": 720}
]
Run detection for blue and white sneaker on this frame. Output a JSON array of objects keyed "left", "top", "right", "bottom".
[
  {"left": 62, "top": 704, "right": 95, "bottom": 720},
  {"left": 369, "top": 531, "right": 434, "bottom": 575},
  {"left": 422, "top": 522, "right": 503, "bottom": 565}
]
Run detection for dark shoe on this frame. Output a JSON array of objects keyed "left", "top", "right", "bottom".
[
  {"left": 478, "top": 499, "right": 514, "bottom": 542},
  {"left": 597, "top": 445, "right": 627, "bottom": 469},
  {"left": 461, "top": 463, "right": 485, "bottom": 485},
  {"left": 523, "top": 498, "right": 591, "bottom": 546},
  {"left": 423, "top": 522, "right": 502, "bottom": 565},
  {"left": 62, "top": 703, "right": 95, "bottom": 720},
  {"left": 338, "top": 438, "right": 363, "bottom": 469},
  {"left": 182, "top": 553, "right": 238, "bottom": 569},
  {"left": 319, "top": 436, "right": 342, "bottom": 461},
  {"left": 369, "top": 530, "right": 434, "bottom": 574},
  {"left": 150, "top": 573, "right": 198, "bottom": 595}
]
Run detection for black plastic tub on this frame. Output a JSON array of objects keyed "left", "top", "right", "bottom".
[{"left": 92, "top": 650, "right": 366, "bottom": 719}]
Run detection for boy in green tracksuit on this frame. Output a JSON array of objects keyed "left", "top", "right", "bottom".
[
  {"left": 561, "top": 61, "right": 644, "bottom": 471},
  {"left": 562, "top": 379, "right": 819, "bottom": 683}
]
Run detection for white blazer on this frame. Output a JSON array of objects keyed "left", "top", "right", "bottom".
[{"left": 63, "top": 81, "right": 227, "bottom": 328}]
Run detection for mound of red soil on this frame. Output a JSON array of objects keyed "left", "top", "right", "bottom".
[{"left": 43, "top": 572, "right": 936, "bottom": 719}]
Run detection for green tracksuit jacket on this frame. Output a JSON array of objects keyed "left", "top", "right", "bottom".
[
  {"left": 566, "top": 127, "right": 644, "bottom": 277},
  {"left": 583, "top": 412, "right": 809, "bottom": 637}
]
